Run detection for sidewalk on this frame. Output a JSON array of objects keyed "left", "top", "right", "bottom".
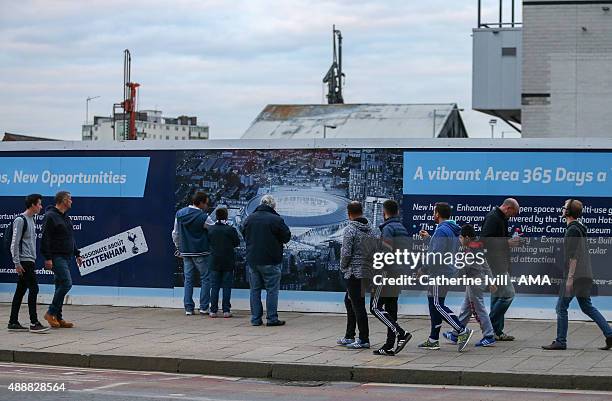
[{"left": 1, "top": 303, "right": 612, "bottom": 391}]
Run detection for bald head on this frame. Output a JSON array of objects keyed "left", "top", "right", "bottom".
[{"left": 500, "top": 198, "right": 520, "bottom": 218}]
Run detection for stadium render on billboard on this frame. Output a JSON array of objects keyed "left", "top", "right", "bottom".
[{"left": 1, "top": 140, "right": 612, "bottom": 319}]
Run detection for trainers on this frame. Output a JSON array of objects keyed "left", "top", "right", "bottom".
[
  {"left": 542, "top": 341, "right": 566, "bottom": 350},
  {"left": 58, "top": 319, "right": 74, "bottom": 328},
  {"left": 495, "top": 333, "right": 515, "bottom": 341},
  {"left": 394, "top": 332, "right": 412, "bottom": 355},
  {"left": 346, "top": 339, "right": 370, "bottom": 349},
  {"left": 475, "top": 336, "right": 496, "bottom": 347},
  {"left": 600, "top": 336, "right": 612, "bottom": 351},
  {"left": 417, "top": 339, "right": 440, "bottom": 350},
  {"left": 266, "top": 320, "right": 286, "bottom": 327},
  {"left": 29, "top": 322, "right": 50, "bottom": 334},
  {"left": 373, "top": 347, "right": 395, "bottom": 356},
  {"left": 223, "top": 312, "right": 233, "bottom": 318},
  {"left": 442, "top": 331, "right": 458, "bottom": 344},
  {"left": 44, "top": 313, "right": 60, "bottom": 328},
  {"left": 457, "top": 328, "right": 474, "bottom": 352},
  {"left": 185, "top": 310, "right": 194, "bottom": 316},
  {"left": 336, "top": 337, "right": 355, "bottom": 346},
  {"left": 7, "top": 322, "right": 28, "bottom": 332},
  {"left": 199, "top": 309, "right": 208, "bottom": 315},
  {"left": 209, "top": 312, "right": 218, "bottom": 318}
]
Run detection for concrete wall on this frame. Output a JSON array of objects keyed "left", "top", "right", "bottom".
[{"left": 522, "top": 0, "right": 612, "bottom": 137}]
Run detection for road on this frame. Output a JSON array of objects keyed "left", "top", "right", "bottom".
[{"left": 0, "top": 362, "right": 611, "bottom": 401}]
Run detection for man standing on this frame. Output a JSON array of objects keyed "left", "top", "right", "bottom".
[
  {"left": 8, "top": 194, "right": 49, "bottom": 333},
  {"left": 480, "top": 198, "right": 520, "bottom": 341},
  {"left": 172, "top": 191, "right": 212, "bottom": 316},
  {"left": 42, "top": 191, "right": 82, "bottom": 329},
  {"left": 370, "top": 199, "right": 412, "bottom": 356},
  {"left": 337, "top": 201, "right": 377, "bottom": 350},
  {"left": 418, "top": 202, "right": 473, "bottom": 352},
  {"left": 543, "top": 199, "right": 612, "bottom": 350},
  {"left": 242, "top": 195, "right": 291, "bottom": 326}
]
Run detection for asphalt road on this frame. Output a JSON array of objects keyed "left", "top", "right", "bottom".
[{"left": 1, "top": 362, "right": 611, "bottom": 401}]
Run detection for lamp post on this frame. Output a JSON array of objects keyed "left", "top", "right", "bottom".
[
  {"left": 489, "top": 119, "right": 497, "bottom": 138},
  {"left": 86, "top": 96, "right": 101, "bottom": 124},
  {"left": 323, "top": 124, "right": 337, "bottom": 139}
]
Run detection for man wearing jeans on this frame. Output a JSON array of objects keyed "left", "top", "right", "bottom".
[
  {"left": 242, "top": 195, "right": 291, "bottom": 326},
  {"left": 480, "top": 198, "right": 520, "bottom": 341},
  {"left": 543, "top": 199, "right": 612, "bottom": 351},
  {"left": 41, "top": 191, "right": 82, "bottom": 329},
  {"left": 173, "top": 191, "right": 212, "bottom": 315}
]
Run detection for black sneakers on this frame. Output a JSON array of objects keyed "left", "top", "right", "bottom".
[
  {"left": 266, "top": 320, "right": 286, "bottom": 327},
  {"left": 373, "top": 347, "right": 395, "bottom": 356},
  {"left": 542, "top": 341, "right": 567, "bottom": 350},
  {"left": 394, "top": 332, "right": 412, "bottom": 355},
  {"left": 600, "top": 337, "right": 612, "bottom": 351},
  {"left": 29, "top": 322, "right": 50, "bottom": 334},
  {"left": 7, "top": 322, "right": 28, "bottom": 332}
]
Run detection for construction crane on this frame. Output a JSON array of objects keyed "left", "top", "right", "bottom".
[
  {"left": 113, "top": 49, "right": 140, "bottom": 140},
  {"left": 322, "top": 25, "right": 344, "bottom": 104}
]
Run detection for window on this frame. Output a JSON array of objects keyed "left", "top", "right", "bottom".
[
  {"left": 166, "top": 135, "right": 169, "bottom": 140},
  {"left": 182, "top": 127, "right": 186, "bottom": 131},
  {"left": 175, "top": 136, "right": 179, "bottom": 140},
  {"left": 94, "top": 126, "right": 98, "bottom": 131},
  {"left": 166, "top": 126, "right": 169, "bottom": 130},
  {"left": 502, "top": 47, "right": 516, "bottom": 56},
  {"left": 153, "top": 124, "right": 156, "bottom": 129},
  {"left": 175, "top": 126, "right": 179, "bottom": 131}
]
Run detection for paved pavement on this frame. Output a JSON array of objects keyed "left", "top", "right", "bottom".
[{"left": 1, "top": 304, "right": 612, "bottom": 391}]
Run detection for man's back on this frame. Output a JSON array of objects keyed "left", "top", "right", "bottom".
[
  {"left": 243, "top": 204, "right": 291, "bottom": 266},
  {"left": 175, "top": 206, "right": 209, "bottom": 256}
]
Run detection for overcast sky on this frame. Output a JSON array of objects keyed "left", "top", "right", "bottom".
[{"left": 0, "top": 0, "right": 521, "bottom": 140}]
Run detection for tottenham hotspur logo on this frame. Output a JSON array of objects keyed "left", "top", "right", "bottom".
[{"left": 127, "top": 232, "right": 139, "bottom": 254}]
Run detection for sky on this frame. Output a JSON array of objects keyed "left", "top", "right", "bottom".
[{"left": 0, "top": 0, "right": 521, "bottom": 140}]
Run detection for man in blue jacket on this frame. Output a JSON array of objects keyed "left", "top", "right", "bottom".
[
  {"left": 418, "top": 202, "right": 473, "bottom": 351},
  {"left": 172, "top": 191, "right": 212, "bottom": 315},
  {"left": 242, "top": 195, "right": 291, "bottom": 327}
]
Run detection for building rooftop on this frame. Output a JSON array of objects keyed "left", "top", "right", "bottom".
[
  {"left": 2, "top": 132, "right": 59, "bottom": 142},
  {"left": 242, "top": 103, "right": 468, "bottom": 139}
]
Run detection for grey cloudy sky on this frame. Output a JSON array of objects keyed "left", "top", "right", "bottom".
[{"left": 0, "top": 0, "right": 521, "bottom": 140}]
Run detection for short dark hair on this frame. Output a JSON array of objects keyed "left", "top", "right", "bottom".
[
  {"left": 55, "top": 191, "right": 71, "bottom": 205},
  {"left": 347, "top": 201, "right": 363, "bottom": 216},
  {"left": 566, "top": 199, "right": 583, "bottom": 218},
  {"left": 192, "top": 191, "right": 208, "bottom": 207},
  {"left": 461, "top": 224, "right": 477, "bottom": 239},
  {"left": 434, "top": 202, "right": 451, "bottom": 219},
  {"left": 216, "top": 207, "right": 228, "bottom": 221},
  {"left": 382, "top": 199, "right": 399, "bottom": 216},
  {"left": 25, "top": 194, "right": 42, "bottom": 209}
]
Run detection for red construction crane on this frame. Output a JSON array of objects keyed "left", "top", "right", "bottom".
[{"left": 113, "top": 49, "right": 140, "bottom": 140}]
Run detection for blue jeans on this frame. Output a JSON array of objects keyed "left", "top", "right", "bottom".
[
  {"left": 47, "top": 256, "right": 72, "bottom": 320},
  {"left": 248, "top": 264, "right": 281, "bottom": 324},
  {"left": 556, "top": 285, "right": 612, "bottom": 345},
  {"left": 210, "top": 270, "right": 233, "bottom": 313},
  {"left": 183, "top": 255, "right": 210, "bottom": 312},
  {"left": 489, "top": 275, "right": 515, "bottom": 336}
]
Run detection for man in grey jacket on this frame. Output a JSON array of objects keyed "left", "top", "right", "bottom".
[
  {"left": 8, "top": 194, "right": 49, "bottom": 333},
  {"left": 337, "top": 201, "right": 378, "bottom": 349}
]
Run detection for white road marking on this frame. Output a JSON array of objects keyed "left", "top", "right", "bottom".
[{"left": 362, "top": 382, "right": 612, "bottom": 395}]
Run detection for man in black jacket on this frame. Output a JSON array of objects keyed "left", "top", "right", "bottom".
[
  {"left": 242, "top": 195, "right": 291, "bottom": 326},
  {"left": 208, "top": 208, "right": 240, "bottom": 318},
  {"left": 41, "top": 191, "right": 82, "bottom": 329},
  {"left": 480, "top": 198, "right": 520, "bottom": 341}
]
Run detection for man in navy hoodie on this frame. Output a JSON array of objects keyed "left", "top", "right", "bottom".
[
  {"left": 418, "top": 202, "right": 473, "bottom": 352},
  {"left": 172, "top": 191, "right": 212, "bottom": 315}
]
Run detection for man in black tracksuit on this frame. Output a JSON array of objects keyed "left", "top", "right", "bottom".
[
  {"left": 41, "top": 191, "right": 82, "bottom": 329},
  {"left": 370, "top": 200, "right": 412, "bottom": 356}
]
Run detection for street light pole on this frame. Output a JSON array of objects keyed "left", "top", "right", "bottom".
[
  {"left": 86, "top": 96, "right": 101, "bottom": 124},
  {"left": 489, "top": 119, "right": 497, "bottom": 138}
]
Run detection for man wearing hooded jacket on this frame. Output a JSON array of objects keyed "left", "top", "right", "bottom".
[{"left": 172, "top": 191, "right": 212, "bottom": 315}]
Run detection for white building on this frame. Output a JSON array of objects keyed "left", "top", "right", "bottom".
[
  {"left": 473, "top": 0, "right": 612, "bottom": 138},
  {"left": 82, "top": 110, "right": 209, "bottom": 141}
]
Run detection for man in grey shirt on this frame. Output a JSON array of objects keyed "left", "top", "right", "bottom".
[{"left": 8, "top": 194, "right": 49, "bottom": 333}]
